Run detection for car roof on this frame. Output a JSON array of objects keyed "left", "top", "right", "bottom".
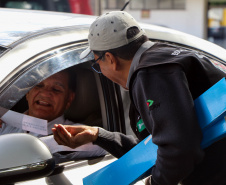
[
  {"left": 0, "top": 8, "right": 225, "bottom": 61},
  {"left": 0, "top": 8, "right": 94, "bottom": 47},
  {"left": 0, "top": 8, "right": 96, "bottom": 83},
  {"left": 0, "top": 8, "right": 225, "bottom": 83},
  {"left": 141, "top": 22, "right": 226, "bottom": 63}
]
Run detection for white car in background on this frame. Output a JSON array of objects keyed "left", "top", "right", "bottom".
[{"left": 0, "top": 8, "right": 225, "bottom": 185}]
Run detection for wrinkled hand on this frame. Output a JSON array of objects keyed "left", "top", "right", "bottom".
[
  {"left": 0, "top": 119, "right": 2, "bottom": 128},
  {"left": 52, "top": 124, "right": 99, "bottom": 149}
]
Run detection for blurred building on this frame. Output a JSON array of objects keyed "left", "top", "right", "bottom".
[
  {"left": 0, "top": 0, "right": 94, "bottom": 15},
  {"left": 1, "top": 0, "right": 226, "bottom": 48},
  {"left": 102, "top": 0, "right": 226, "bottom": 49},
  {"left": 103, "top": 0, "right": 207, "bottom": 39},
  {"left": 208, "top": 0, "right": 226, "bottom": 48}
]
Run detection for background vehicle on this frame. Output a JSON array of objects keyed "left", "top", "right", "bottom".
[
  {"left": 0, "top": 0, "right": 93, "bottom": 14},
  {"left": 0, "top": 8, "right": 225, "bottom": 185}
]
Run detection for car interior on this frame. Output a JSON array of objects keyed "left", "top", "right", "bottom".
[{"left": 64, "top": 63, "right": 103, "bottom": 128}]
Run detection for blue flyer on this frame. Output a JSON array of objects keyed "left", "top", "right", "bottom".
[
  {"left": 83, "top": 78, "right": 226, "bottom": 185},
  {"left": 83, "top": 135, "right": 157, "bottom": 185}
]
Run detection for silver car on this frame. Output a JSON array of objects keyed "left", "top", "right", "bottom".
[{"left": 0, "top": 8, "right": 225, "bottom": 185}]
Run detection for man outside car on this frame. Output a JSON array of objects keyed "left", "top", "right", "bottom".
[{"left": 53, "top": 11, "right": 226, "bottom": 185}]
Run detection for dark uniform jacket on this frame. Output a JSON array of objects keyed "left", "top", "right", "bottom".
[{"left": 95, "top": 42, "right": 226, "bottom": 185}]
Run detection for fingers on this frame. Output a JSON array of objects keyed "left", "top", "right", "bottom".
[
  {"left": 53, "top": 124, "right": 84, "bottom": 148},
  {"left": 52, "top": 127, "right": 66, "bottom": 146},
  {"left": 52, "top": 125, "right": 67, "bottom": 145},
  {"left": 52, "top": 124, "right": 99, "bottom": 149},
  {"left": 57, "top": 124, "right": 71, "bottom": 136},
  {"left": 53, "top": 124, "right": 75, "bottom": 148},
  {"left": 63, "top": 125, "right": 88, "bottom": 136}
]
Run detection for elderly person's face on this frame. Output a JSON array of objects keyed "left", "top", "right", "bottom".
[{"left": 26, "top": 71, "right": 75, "bottom": 122}]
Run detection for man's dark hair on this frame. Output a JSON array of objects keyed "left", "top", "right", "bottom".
[{"left": 93, "top": 27, "right": 149, "bottom": 60}]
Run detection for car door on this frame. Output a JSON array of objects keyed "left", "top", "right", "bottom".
[{"left": 0, "top": 38, "right": 131, "bottom": 184}]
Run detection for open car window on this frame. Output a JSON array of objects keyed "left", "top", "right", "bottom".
[
  {"left": 0, "top": 42, "right": 108, "bottom": 139},
  {"left": 0, "top": 43, "right": 91, "bottom": 109},
  {"left": 0, "top": 42, "right": 116, "bottom": 167},
  {"left": 0, "top": 44, "right": 118, "bottom": 185}
]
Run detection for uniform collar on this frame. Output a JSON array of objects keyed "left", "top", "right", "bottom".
[{"left": 126, "top": 41, "right": 155, "bottom": 88}]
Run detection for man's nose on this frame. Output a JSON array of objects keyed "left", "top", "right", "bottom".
[{"left": 39, "top": 88, "right": 52, "bottom": 96}]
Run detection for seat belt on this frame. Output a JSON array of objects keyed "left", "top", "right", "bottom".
[{"left": 83, "top": 78, "right": 226, "bottom": 185}]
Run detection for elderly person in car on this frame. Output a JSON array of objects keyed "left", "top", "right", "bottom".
[
  {"left": 0, "top": 69, "right": 75, "bottom": 135},
  {"left": 0, "top": 69, "right": 106, "bottom": 162}
]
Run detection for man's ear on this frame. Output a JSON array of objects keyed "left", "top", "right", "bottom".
[
  {"left": 25, "top": 92, "right": 29, "bottom": 101},
  {"left": 105, "top": 52, "right": 118, "bottom": 71},
  {"left": 66, "top": 91, "right": 75, "bottom": 110}
]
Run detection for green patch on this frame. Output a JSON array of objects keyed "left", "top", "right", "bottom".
[
  {"left": 147, "top": 99, "right": 154, "bottom": 107},
  {"left": 137, "top": 119, "right": 146, "bottom": 132}
]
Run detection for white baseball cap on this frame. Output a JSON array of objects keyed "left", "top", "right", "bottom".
[{"left": 80, "top": 11, "right": 146, "bottom": 59}]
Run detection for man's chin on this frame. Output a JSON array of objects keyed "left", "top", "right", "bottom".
[
  {"left": 37, "top": 115, "right": 51, "bottom": 122},
  {"left": 30, "top": 112, "right": 53, "bottom": 122}
]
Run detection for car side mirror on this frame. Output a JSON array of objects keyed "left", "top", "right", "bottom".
[{"left": 0, "top": 133, "right": 55, "bottom": 184}]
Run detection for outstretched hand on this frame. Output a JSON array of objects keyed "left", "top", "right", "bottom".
[{"left": 52, "top": 124, "right": 99, "bottom": 149}]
